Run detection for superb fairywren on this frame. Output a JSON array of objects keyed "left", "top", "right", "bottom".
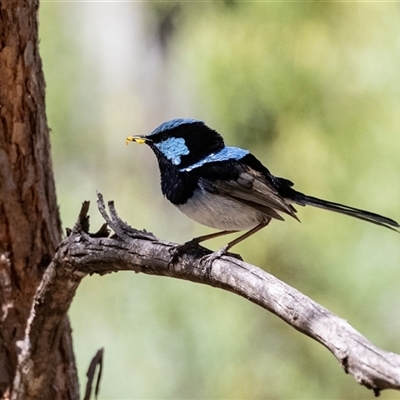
[{"left": 126, "top": 118, "right": 399, "bottom": 259}]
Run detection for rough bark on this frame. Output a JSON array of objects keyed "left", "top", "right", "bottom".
[
  {"left": 13, "top": 195, "right": 400, "bottom": 398},
  {"left": 0, "top": 1, "right": 79, "bottom": 399}
]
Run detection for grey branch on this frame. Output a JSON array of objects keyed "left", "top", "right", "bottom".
[{"left": 12, "top": 192, "right": 400, "bottom": 399}]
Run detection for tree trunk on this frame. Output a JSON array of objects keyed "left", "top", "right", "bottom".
[{"left": 0, "top": 1, "right": 79, "bottom": 398}]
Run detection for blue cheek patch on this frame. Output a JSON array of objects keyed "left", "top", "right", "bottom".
[
  {"left": 155, "top": 137, "right": 190, "bottom": 165},
  {"left": 180, "top": 146, "right": 249, "bottom": 172}
]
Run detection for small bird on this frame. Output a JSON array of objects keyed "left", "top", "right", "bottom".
[{"left": 126, "top": 118, "right": 399, "bottom": 260}]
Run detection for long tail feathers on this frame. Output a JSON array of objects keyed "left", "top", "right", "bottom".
[{"left": 292, "top": 193, "right": 400, "bottom": 233}]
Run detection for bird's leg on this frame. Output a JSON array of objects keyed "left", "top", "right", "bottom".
[
  {"left": 168, "top": 230, "right": 238, "bottom": 264},
  {"left": 191, "top": 230, "right": 239, "bottom": 244},
  {"left": 201, "top": 221, "right": 270, "bottom": 276}
]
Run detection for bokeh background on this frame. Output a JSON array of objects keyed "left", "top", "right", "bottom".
[{"left": 39, "top": 2, "right": 400, "bottom": 399}]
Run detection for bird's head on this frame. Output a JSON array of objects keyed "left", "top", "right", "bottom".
[{"left": 126, "top": 119, "right": 225, "bottom": 169}]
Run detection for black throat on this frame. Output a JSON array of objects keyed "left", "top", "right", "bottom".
[{"left": 156, "top": 156, "right": 198, "bottom": 205}]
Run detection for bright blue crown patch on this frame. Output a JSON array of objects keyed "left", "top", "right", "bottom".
[{"left": 150, "top": 118, "right": 202, "bottom": 136}]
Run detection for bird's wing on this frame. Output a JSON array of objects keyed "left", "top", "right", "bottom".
[{"left": 199, "top": 168, "right": 299, "bottom": 222}]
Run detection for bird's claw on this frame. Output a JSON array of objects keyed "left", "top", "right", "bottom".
[
  {"left": 168, "top": 240, "right": 243, "bottom": 276},
  {"left": 200, "top": 245, "right": 228, "bottom": 266},
  {"left": 168, "top": 239, "right": 203, "bottom": 265},
  {"left": 199, "top": 245, "right": 243, "bottom": 280}
]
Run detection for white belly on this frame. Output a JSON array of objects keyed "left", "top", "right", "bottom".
[{"left": 176, "top": 188, "right": 266, "bottom": 231}]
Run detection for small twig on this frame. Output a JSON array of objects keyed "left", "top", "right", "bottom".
[
  {"left": 83, "top": 348, "right": 104, "bottom": 400},
  {"left": 75, "top": 201, "right": 91, "bottom": 233},
  {"left": 97, "top": 191, "right": 155, "bottom": 241}
]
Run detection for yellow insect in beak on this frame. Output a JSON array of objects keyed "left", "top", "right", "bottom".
[{"left": 126, "top": 136, "right": 147, "bottom": 145}]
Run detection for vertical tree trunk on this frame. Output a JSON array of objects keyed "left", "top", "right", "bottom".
[{"left": 0, "top": 1, "right": 79, "bottom": 398}]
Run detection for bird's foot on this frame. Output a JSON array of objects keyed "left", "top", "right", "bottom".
[
  {"left": 200, "top": 245, "right": 228, "bottom": 265},
  {"left": 168, "top": 238, "right": 205, "bottom": 265},
  {"left": 199, "top": 245, "right": 243, "bottom": 280}
]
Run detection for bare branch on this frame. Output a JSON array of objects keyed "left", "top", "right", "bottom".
[{"left": 13, "top": 193, "right": 400, "bottom": 398}]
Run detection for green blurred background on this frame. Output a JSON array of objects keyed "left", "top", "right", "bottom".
[{"left": 39, "top": 2, "right": 400, "bottom": 399}]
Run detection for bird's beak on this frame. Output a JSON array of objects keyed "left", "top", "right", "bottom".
[{"left": 125, "top": 136, "right": 150, "bottom": 145}]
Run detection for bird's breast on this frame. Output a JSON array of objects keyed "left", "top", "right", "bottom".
[{"left": 176, "top": 187, "right": 267, "bottom": 231}]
